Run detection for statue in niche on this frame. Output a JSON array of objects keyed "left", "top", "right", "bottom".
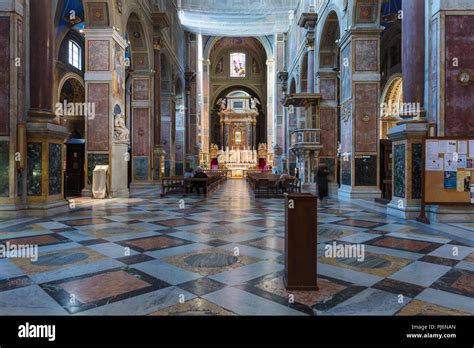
[
  {"left": 216, "top": 98, "right": 227, "bottom": 111},
  {"left": 114, "top": 113, "right": 130, "bottom": 143},
  {"left": 251, "top": 97, "right": 261, "bottom": 111}
]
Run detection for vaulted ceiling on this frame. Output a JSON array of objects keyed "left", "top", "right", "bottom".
[{"left": 176, "top": 0, "right": 300, "bottom": 36}]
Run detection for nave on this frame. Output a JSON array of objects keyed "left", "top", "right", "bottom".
[{"left": 1, "top": 180, "right": 473, "bottom": 315}]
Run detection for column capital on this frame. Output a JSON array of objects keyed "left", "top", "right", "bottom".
[
  {"left": 82, "top": 28, "right": 128, "bottom": 49},
  {"left": 298, "top": 12, "right": 318, "bottom": 32},
  {"left": 338, "top": 26, "right": 384, "bottom": 48}
]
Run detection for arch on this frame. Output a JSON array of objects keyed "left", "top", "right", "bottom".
[
  {"left": 58, "top": 72, "right": 85, "bottom": 96},
  {"left": 204, "top": 36, "right": 273, "bottom": 61},
  {"left": 318, "top": 11, "right": 341, "bottom": 70},
  {"left": 126, "top": 12, "right": 152, "bottom": 70},
  {"left": 380, "top": 73, "right": 403, "bottom": 139},
  {"left": 211, "top": 85, "right": 265, "bottom": 112}
]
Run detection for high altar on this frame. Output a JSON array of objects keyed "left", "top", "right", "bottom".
[{"left": 209, "top": 92, "right": 268, "bottom": 177}]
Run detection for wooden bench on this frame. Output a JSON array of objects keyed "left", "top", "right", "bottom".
[
  {"left": 160, "top": 174, "right": 226, "bottom": 197},
  {"left": 247, "top": 174, "right": 299, "bottom": 198}
]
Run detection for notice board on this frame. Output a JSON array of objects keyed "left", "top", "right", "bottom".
[{"left": 423, "top": 137, "right": 474, "bottom": 205}]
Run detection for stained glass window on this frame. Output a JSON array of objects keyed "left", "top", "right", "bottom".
[{"left": 230, "top": 53, "right": 246, "bottom": 77}]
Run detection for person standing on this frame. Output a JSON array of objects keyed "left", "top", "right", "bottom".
[
  {"left": 184, "top": 168, "right": 194, "bottom": 193},
  {"left": 316, "top": 163, "right": 329, "bottom": 202}
]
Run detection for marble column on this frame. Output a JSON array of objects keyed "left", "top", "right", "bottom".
[
  {"left": 185, "top": 70, "right": 197, "bottom": 169},
  {"left": 338, "top": 28, "right": 382, "bottom": 200},
  {"left": 0, "top": 7, "right": 29, "bottom": 217},
  {"left": 387, "top": 1, "right": 428, "bottom": 219},
  {"left": 28, "top": 0, "right": 55, "bottom": 120},
  {"left": 317, "top": 71, "right": 339, "bottom": 196},
  {"left": 401, "top": 0, "right": 425, "bottom": 117},
  {"left": 152, "top": 38, "right": 165, "bottom": 180},
  {"left": 130, "top": 74, "right": 153, "bottom": 183},
  {"left": 22, "top": 1, "right": 69, "bottom": 216},
  {"left": 82, "top": 28, "right": 129, "bottom": 198}
]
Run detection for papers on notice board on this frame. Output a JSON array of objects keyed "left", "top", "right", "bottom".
[
  {"left": 438, "top": 140, "right": 456, "bottom": 154},
  {"left": 444, "top": 171, "right": 457, "bottom": 189},
  {"left": 457, "top": 154, "right": 467, "bottom": 169},
  {"left": 471, "top": 185, "right": 474, "bottom": 204},
  {"left": 426, "top": 140, "right": 439, "bottom": 158},
  {"left": 458, "top": 141, "right": 468, "bottom": 155},
  {"left": 426, "top": 157, "right": 443, "bottom": 171},
  {"left": 444, "top": 153, "right": 458, "bottom": 171},
  {"left": 470, "top": 141, "right": 474, "bottom": 157},
  {"left": 457, "top": 171, "right": 471, "bottom": 192},
  {"left": 426, "top": 140, "right": 443, "bottom": 171}
]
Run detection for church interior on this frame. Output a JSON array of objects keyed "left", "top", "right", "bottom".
[{"left": 0, "top": 0, "right": 473, "bottom": 317}]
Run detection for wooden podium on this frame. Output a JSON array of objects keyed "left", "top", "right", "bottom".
[{"left": 284, "top": 193, "right": 318, "bottom": 290}]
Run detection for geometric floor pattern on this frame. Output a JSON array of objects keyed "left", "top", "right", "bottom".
[{"left": 0, "top": 180, "right": 473, "bottom": 316}]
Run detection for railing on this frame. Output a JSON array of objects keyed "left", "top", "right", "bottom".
[{"left": 290, "top": 129, "right": 321, "bottom": 148}]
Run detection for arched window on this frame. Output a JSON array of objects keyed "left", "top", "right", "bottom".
[
  {"left": 230, "top": 52, "right": 246, "bottom": 77},
  {"left": 68, "top": 40, "right": 81, "bottom": 70}
]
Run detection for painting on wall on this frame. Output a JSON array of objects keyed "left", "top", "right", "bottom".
[
  {"left": 230, "top": 52, "right": 246, "bottom": 77},
  {"left": 113, "top": 43, "right": 125, "bottom": 99}
]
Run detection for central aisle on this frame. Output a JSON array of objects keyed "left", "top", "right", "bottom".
[{"left": 0, "top": 180, "right": 473, "bottom": 315}]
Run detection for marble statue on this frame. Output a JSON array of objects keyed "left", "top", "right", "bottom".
[
  {"left": 217, "top": 98, "right": 227, "bottom": 111},
  {"left": 251, "top": 97, "right": 261, "bottom": 111},
  {"left": 114, "top": 113, "right": 130, "bottom": 143}
]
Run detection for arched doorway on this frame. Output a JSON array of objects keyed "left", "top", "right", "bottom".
[{"left": 58, "top": 75, "right": 86, "bottom": 197}]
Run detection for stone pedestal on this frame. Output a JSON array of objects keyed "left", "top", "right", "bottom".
[
  {"left": 386, "top": 122, "right": 427, "bottom": 219},
  {"left": 110, "top": 143, "right": 129, "bottom": 198},
  {"left": 22, "top": 123, "right": 69, "bottom": 217}
]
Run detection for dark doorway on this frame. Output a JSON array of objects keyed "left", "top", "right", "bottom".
[
  {"left": 377, "top": 139, "right": 393, "bottom": 204},
  {"left": 65, "top": 139, "right": 85, "bottom": 197}
]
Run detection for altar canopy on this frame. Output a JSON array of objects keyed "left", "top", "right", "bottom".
[{"left": 176, "top": 0, "right": 300, "bottom": 36}]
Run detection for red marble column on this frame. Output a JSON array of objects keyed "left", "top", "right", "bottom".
[
  {"left": 153, "top": 43, "right": 162, "bottom": 147},
  {"left": 402, "top": 0, "right": 425, "bottom": 113},
  {"left": 29, "top": 0, "right": 55, "bottom": 119}
]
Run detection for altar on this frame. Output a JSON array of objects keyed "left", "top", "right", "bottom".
[
  {"left": 218, "top": 147, "right": 258, "bottom": 177},
  {"left": 206, "top": 91, "right": 271, "bottom": 177}
]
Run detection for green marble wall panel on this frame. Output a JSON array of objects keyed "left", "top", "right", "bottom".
[
  {"left": 49, "top": 144, "right": 62, "bottom": 195},
  {"left": 355, "top": 155, "right": 377, "bottom": 186},
  {"left": 394, "top": 144, "right": 406, "bottom": 198},
  {"left": 412, "top": 143, "right": 422, "bottom": 199},
  {"left": 27, "top": 143, "right": 42, "bottom": 196}
]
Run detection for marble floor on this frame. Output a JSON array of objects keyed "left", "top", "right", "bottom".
[{"left": 0, "top": 180, "right": 473, "bottom": 316}]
